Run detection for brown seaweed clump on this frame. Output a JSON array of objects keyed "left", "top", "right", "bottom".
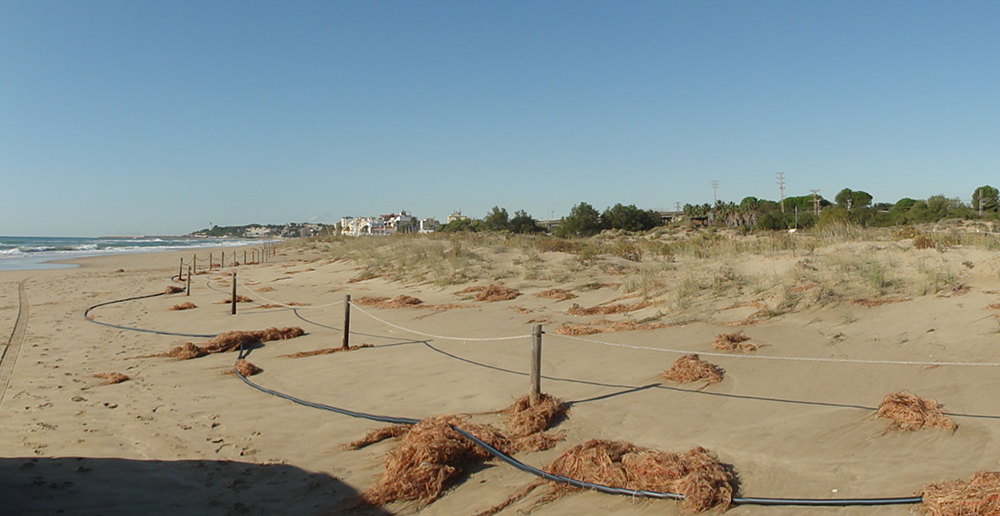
[
  {"left": 163, "top": 342, "right": 208, "bottom": 360},
  {"left": 535, "top": 289, "right": 577, "bottom": 302},
  {"left": 475, "top": 285, "right": 521, "bottom": 302},
  {"left": 92, "top": 372, "right": 130, "bottom": 386},
  {"left": 145, "top": 327, "right": 305, "bottom": 360},
  {"left": 567, "top": 301, "right": 652, "bottom": 316},
  {"left": 169, "top": 302, "right": 197, "bottom": 311},
  {"left": 712, "top": 332, "right": 758, "bottom": 353},
  {"left": 164, "top": 286, "right": 184, "bottom": 294},
  {"left": 342, "top": 425, "right": 414, "bottom": 450},
  {"left": 504, "top": 394, "right": 568, "bottom": 438},
  {"left": 280, "top": 344, "right": 373, "bottom": 358},
  {"left": 219, "top": 295, "right": 253, "bottom": 304},
  {"left": 482, "top": 440, "right": 735, "bottom": 515},
  {"left": 876, "top": 391, "right": 956, "bottom": 432},
  {"left": 362, "top": 415, "right": 514, "bottom": 507},
  {"left": 920, "top": 471, "right": 1000, "bottom": 516},
  {"left": 231, "top": 359, "right": 263, "bottom": 377},
  {"left": 353, "top": 295, "right": 425, "bottom": 309},
  {"left": 552, "top": 324, "right": 603, "bottom": 336},
  {"left": 661, "top": 354, "right": 725, "bottom": 384},
  {"left": 201, "top": 327, "right": 305, "bottom": 354}
]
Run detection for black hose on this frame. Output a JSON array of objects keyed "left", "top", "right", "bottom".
[
  {"left": 83, "top": 291, "right": 215, "bottom": 338},
  {"left": 452, "top": 427, "right": 923, "bottom": 507},
  {"left": 233, "top": 345, "right": 418, "bottom": 426}
]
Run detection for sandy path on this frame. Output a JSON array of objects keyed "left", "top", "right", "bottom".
[{"left": 0, "top": 278, "right": 30, "bottom": 405}]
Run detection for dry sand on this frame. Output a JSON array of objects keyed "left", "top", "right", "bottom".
[{"left": 2, "top": 235, "right": 1000, "bottom": 515}]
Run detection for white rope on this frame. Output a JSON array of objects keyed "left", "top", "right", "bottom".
[
  {"left": 349, "top": 302, "right": 532, "bottom": 342},
  {"left": 553, "top": 333, "right": 1000, "bottom": 367},
  {"left": 234, "top": 277, "right": 345, "bottom": 310}
]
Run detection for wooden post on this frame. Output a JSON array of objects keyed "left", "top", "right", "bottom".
[
  {"left": 342, "top": 294, "right": 351, "bottom": 349},
  {"left": 192, "top": 255, "right": 197, "bottom": 275},
  {"left": 209, "top": 253, "right": 213, "bottom": 271},
  {"left": 179, "top": 258, "right": 184, "bottom": 281},
  {"left": 231, "top": 272, "right": 237, "bottom": 315},
  {"left": 186, "top": 266, "right": 192, "bottom": 296},
  {"left": 530, "top": 324, "right": 543, "bottom": 404},
  {"left": 221, "top": 251, "right": 225, "bottom": 268},
  {"left": 243, "top": 250, "right": 247, "bottom": 266}
]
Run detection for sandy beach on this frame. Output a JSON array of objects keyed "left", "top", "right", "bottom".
[{"left": 3, "top": 234, "right": 1000, "bottom": 515}]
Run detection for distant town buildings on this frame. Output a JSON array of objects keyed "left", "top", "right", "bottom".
[{"left": 340, "top": 210, "right": 434, "bottom": 237}]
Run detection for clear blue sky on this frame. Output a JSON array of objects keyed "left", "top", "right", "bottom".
[{"left": 2, "top": 1, "right": 999, "bottom": 236}]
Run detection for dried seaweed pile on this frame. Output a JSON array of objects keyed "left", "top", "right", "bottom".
[
  {"left": 231, "top": 359, "right": 263, "bottom": 377},
  {"left": 712, "top": 332, "right": 758, "bottom": 353},
  {"left": 661, "top": 354, "right": 725, "bottom": 384},
  {"left": 354, "top": 295, "right": 425, "bottom": 309},
  {"left": 169, "top": 302, "right": 197, "bottom": 311},
  {"left": 164, "top": 286, "right": 184, "bottom": 294},
  {"left": 475, "top": 285, "right": 521, "bottom": 302},
  {"left": 553, "top": 319, "right": 669, "bottom": 336},
  {"left": 503, "top": 394, "right": 568, "bottom": 452},
  {"left": 91, "top": 372, "right": 130, "bottom": 386},
  {"left": 220, "top": 294, "right": 253, "bottom": 304},
  {"left": 481, "top": 440, "right": 735, "bottom": 515},
  {"left": 148, "top": 327, "right": 305, "bottom": 360},
  {"left": 567, "top": 301, "right": 652, "bottom": 316},
  {"left": 921, "top": 471, "right": 1000, "bottom": 516},
  {"left": 876, "top": 391, "right": 956, "bottom": 432},
  {"left": 280, "top": 344, "right": 373, "bottom": 358},
  {"left": 535, "top": 289, "right": 578, "bottom": 302},
  {"left": 350, "top": 394, "right": 567, "bottom": 509},
  {"left": 361, "top": 415, "right": 515, "bottom": 507}
]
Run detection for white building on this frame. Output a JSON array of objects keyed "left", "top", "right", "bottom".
[{"left": 419, "top": 218, "right": 440, "bottom": 233}]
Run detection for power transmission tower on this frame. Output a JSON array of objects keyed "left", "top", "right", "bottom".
[
  {"left": 777, "top": 172, "right": 786, "bottom": 213},
  {"left": 711, "top": 180, "right": 719, "bottom": 204},
  {"left": 810, "top": 189, "right": 821, "bottom": 216},
  {"left": 674, "top": 202, "right": 682, "bottom": 212}
]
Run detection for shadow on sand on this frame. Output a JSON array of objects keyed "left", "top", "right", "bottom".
[{"left": 0, "top": 456, "right": 391, "bottom": 516}]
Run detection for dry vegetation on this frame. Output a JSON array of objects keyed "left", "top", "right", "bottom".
[
  {"left": 164, "top": 286, "right": 184, "bottom": 294},
  {"left": 169, "top": 302, "right": 197, "bottom": 311},
  {"left": 299, "top": 222, "right": 991, "bottom": 328},
  {"left": 662, "top": 354, "right": 725, "bottom": 384},
  {"left": 90, "top": 372, "right": 130, "bottom": 387},
  {"left": 712, "top": 332, "right": 758, "bottom": 353},
  {"left": 920, "top": 471, "right": 1000, "bottom": 516},
  {"left": 280, "top": 344, "right": 373, "bottom": 358},
  {"left": 481, "top": 439, "right": 735, "bottom": 515},
  {"left": 145, "top": 327, "right": 305, "bottom": 360},
  {"left": 348, "top": 394, "right": 567, "bottom": 510},
  {"left": 876, "top": 391, "right": 956, "bottom": 432},
  {"left": 231, "top": 359, "right": 263, "bottom": 376}
]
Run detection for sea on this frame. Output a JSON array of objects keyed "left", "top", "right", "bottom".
[{"left": 0, "top": 236, "right": 271, "bottom": 271}]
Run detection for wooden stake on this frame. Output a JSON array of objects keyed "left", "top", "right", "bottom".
[
  {"left": 231, "top": 272, "right": 237, "bottom": 315},
  {"left": 179, "top": 258, "right": 184, "bottom": 281},
  {"left": 530, "top": 324, "right": 543, "bottom": 404},
  {"left": 342, "top": 294, "right": 351, "bottom": 349},
  {"left": 209, "top": 253, "right": 213, "bottom": 270},
  {"left": 221, "top": 251, "right": 225, "bottom": 268},
  {"left": 243, "top": 250, "right": 247, "bottom": 266},
  {"left": 186, "top": 266, "right": 191, "bottom": 296}
]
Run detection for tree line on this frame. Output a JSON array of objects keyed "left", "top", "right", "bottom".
[{"left": 440, "top": 185, "right": 1000, "bottom": 236}]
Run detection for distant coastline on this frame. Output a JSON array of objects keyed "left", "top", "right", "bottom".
[{"left": 0, "top": 235, "right": 269, "bottom": 271}]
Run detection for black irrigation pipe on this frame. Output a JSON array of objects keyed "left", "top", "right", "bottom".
[
  {"left": 84, "top": 291, "right": 216, "bottom": 338},
  {"left": 234, "top": 344, "right": 418, "bottom": 426},
  {"left": 88, "top": 288, "right": 926, "bottom": 509}
]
